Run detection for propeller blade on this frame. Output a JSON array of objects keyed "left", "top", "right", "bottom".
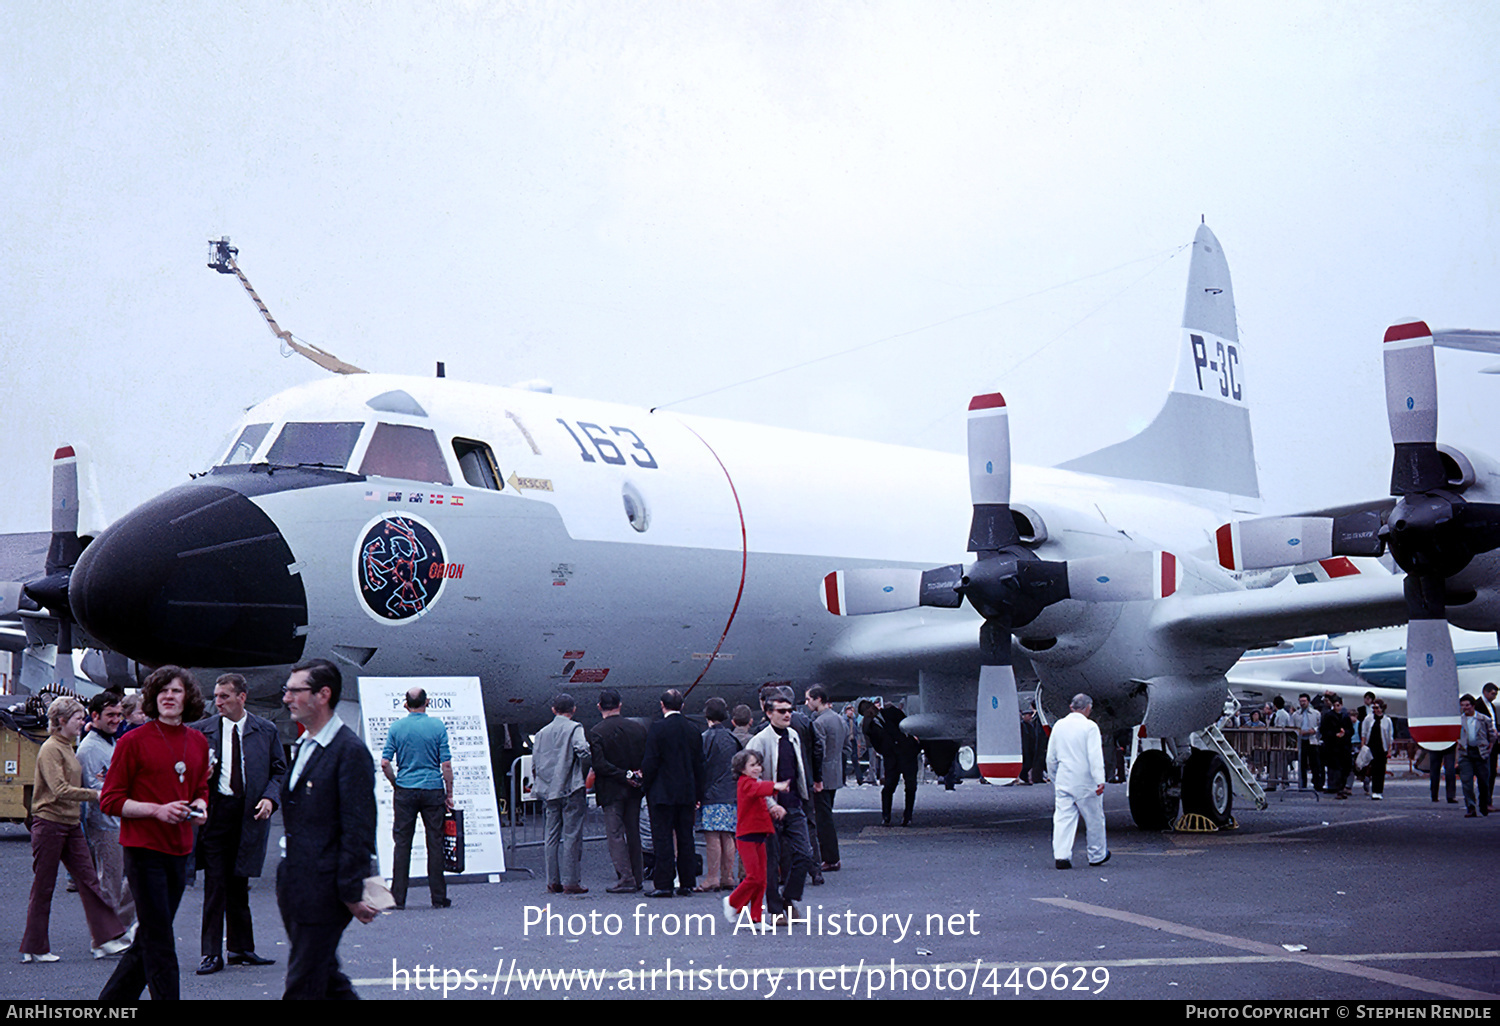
[
  {"left": 820, "top": 569, "right": 920, "bottom": 615},
  {"left": 1063, "top": 551, "right": 1180, "bottom": 601},
  {"left": 967, "top": 393, "right": 1019, "bottom": 553},
  {"left": 1403, "top": 574, "right": 1461, "bottom": 749},
  {"left": 975, "top": 618, "right": 1022, "bottom": 781},
  {"left": 1384, "top": 321, "right": 1446, "bottom": 494},
  {"left": 1215, "top": 512, "right": 1383, "bottom": 570},
  {"left": 0, "top": 582, "right": 22, "bottom": 619}
]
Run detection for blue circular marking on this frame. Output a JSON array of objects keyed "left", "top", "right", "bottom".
[
  {"left": 1288, "top": 538, "right": 1300, "bottom": 546},
  {"left": 1407, "top": 397, "right": 1414, "bottom": 410},
  {"left": 986, "top": 461, "right": 993, "bottom": 474},
  {"left": 1426, "top": 653, "right": 1434, "bottom": 667},
  {"left": 991, "top": 697, "right": 998, "bottom": 710},
  {"left": 882, "top": 586, "right": 893, "bottom": 593},
  {"left": 1096, "top": 575, "right": 1109, "bottom": 584}
]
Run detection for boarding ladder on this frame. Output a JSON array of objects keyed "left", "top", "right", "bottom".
[{"left": 1196, "top": 724, "right": 1268, "bottom": 811}]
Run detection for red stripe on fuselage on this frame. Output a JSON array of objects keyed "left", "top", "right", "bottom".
[{"left": 1160, "top": 552, "right": 1177, "bottom": 598}]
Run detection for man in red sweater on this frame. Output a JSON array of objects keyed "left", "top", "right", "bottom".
[{"left": 98, "top": 667, "right": 209, "bottom": 1003}]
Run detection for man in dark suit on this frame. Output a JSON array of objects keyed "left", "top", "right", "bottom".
[
  {"left": 588, "top": 689, "right": 648, "bottom": 893},
  {"left": 277, "top": 658, "right": 377, "bottom": 1000},
  {"left": 639, "top": 689, "right": 705, "bottom": 897},
  {"left": 191, "top": 673, "right": 286, "bottom": 975}
]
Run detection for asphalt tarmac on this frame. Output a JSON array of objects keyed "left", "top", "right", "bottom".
[{"left": 1, "top": 774, "right": 1496, "bottom": 1002}]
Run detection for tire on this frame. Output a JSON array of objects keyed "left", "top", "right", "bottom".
[
  {"left": 1182, "top": 750, "right": 1234, "bottom": 827},
  {"left": 1127, "top": 749, "right": 1179, "bottom": 830}
]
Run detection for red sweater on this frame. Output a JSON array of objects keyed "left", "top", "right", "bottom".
[
  {"left": 736, "top": 775, "right": 777, "bottom": 838},
  {"left": 100, "top": 721, "right": 210, "bottom": 856}
]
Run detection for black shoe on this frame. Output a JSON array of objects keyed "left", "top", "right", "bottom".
[
  {"left": 810, "top": 873, "right": 825, "bottom": 886},
  {"left": 547, "top": 883, "right": 564, "bottom": 894},
  {"left": 900, "top": 818, "right": 912, "bottom": 827},
  {"left": 674, "top": 887, "right": 694, "bottom": 896},
  {"left": 820, "top": 861, "right": 840, "bottom": 872},
  {"left": 392, "top": 903, "right": 405, "bottom": 910},
  {"left": 227, "top": 951, "right": 275, "bottom": 967},
  {"left": 606, "top": 883, "right": 641, "bottom": 894},
  {"left": 1465, "top": 810, "right": 1477, "bottom": 817},
  {"left": 196, "top": 955, "right": 224, "bottom": 975},
  {"left": 645, "top": 889, "right": 675, "bottom": 898},
  {"left": 433, "top": 898, "right": 453, "bottom": 907},
  {"left": 1448, "top": 798, "right": 1459, "bottom": 803},
  {"left": 1088, "top": 852, "right": 1111, "bottom": 868},
  {"left": 1055, "top": 859, "right": 1071, "bottom": 870},
  {"left": 881, "top": 817, "right": 892, "bottom": 826}
]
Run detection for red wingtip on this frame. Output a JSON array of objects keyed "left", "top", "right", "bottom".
[
  {"left": 968, "top": 393, "right": 1006, "bottom": 411},
  {"left": 1384, "top": 321, "right": 1432, "bottom": 343},
  {"left": 53, "top": 446, "right": 75, "bottom": 460}
]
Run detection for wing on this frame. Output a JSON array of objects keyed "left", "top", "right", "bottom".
[{"left": 1154, "top": 574, "right": 1408, "bottom": 651}]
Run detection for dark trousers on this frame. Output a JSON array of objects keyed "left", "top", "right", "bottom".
[
  {"left": 648, "top": 802, "right": 696, "bottom": 891},
  {"left": 601, "top": 794, "right": 644, "bottom": 888},
  {"left": 391, "top": 786, "right": 447, "bottom": 906},
  {"left": 764, "top": 805, "right": 814, "bottom": 914},
  {"left": 1298, "top": 740, "right": 1324, "bottom": 790},
  {"left": 1429, "top": 745, "right": 1457, "bottom": 801},
  {"left": 813, "top": 789, "right": 839, "bottom": 864},
  {"left": 882, "top": 754, "right": 919, "bottom": 823},
  {"left": 200, "top": 793, "right": 254, "bottom": 956},
  {"left": 1459, "top": 750, "right": 1492, "bottom": 813},
  {"left": 282, "top": 914, "right": 357, "bottom": 1000},
  {"left": 22, "top": 818, "right": 124, "bottom": 953},
  {"left": 100, "top": 848, "right": 189, "bottom": 1002}
]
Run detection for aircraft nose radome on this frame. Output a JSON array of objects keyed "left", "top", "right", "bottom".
[{"left": 70, "top": 484, "right": 308, "bottom": 668}]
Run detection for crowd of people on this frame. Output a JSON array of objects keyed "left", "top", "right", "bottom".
[
  {"left": 20, "top": 659, "right": 377, "bottom": 1001},
  {"left": 19, "top": 668, "right": 1497, "bottom": 1000},
  {"left": 538, "top": 684, "right": 911, "bottom": 928}
]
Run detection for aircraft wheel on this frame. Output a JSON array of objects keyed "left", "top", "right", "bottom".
[
  {"left": 1127, "top": 749, "right": 1179, "bottom": 830},
  {"left": 1182, "top": 750, "right": 1234, "bottom": 827}
]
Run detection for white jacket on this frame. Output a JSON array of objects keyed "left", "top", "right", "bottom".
[{"left": 1046, "top": 712, "right": 1105, "bottom": 795}]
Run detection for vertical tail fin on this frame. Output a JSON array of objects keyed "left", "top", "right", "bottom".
[{"left": 1057, "top": 224, "right": 1259, "bottom": 499}]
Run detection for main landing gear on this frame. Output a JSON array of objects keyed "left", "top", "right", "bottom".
[{"left": 1127, "top": 738, "right": 1236, "bottom": 831}]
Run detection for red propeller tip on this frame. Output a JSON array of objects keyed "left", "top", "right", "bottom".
[{"left": 1383, "top": 321, "right": 1432, "bottom": 343}]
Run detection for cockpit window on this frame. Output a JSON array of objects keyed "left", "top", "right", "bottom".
[
  {"left": 221, "top": 423, "right": 271, "bottom": 465},
  {"left": 453, "top": 438, "right": 502, "bottom": 491},
  {"left": 359, "top": 423, "right": 453, "bottom": 485},
  {"left": 264, "top": 422, "right": 363, "bottom": 469}
]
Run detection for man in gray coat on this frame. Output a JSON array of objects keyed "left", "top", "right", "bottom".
[
  {"left": 531, "top": 694, "right": 592, "bottom": 893},
  {"left": 190, "top": 673, "right": 286, "bottom": 974},
  {"left": 805, "top": 686, "right": 846, "bottom": 872}
]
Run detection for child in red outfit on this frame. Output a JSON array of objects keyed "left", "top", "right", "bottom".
[{"left": 723, "top": 750, "right": 787, "bottom": 927}]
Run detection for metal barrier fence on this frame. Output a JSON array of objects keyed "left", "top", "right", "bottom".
[
  {"left": 1218, "top": 727, "right": 1301, "bottom": 791},
  {"left": 502, "top": 756, "right": 608, "bottom": 878},
  {"left": 1217, "top": 728, "right": 1423, "bottom": 793}
]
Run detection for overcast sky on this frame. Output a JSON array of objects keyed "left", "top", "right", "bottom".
[{"left": 3, "top": 2, "right": 1497, "bottom": 536}]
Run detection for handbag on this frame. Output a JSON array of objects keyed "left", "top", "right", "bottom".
[
  {"left": 443, "top": 808, "right": 465, "bottom": 874},
  {"left": 1355, "top": 745, "right": 1373, "bottom": 772}
]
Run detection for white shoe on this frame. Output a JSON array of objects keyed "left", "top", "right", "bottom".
[
  {"left": 92, "top": 937, "right": 130, "bottom": 959},
  {"left": 124, "top": 922, "right": 138, "bottom": 944},
  {"left": 721, "top": 894, "right": 736, "bottom": 925},
  {"left": 1371, "top": 793, "right": 1382, "bottom": 800},
  {"left": 21, "top": 953, "right": 59, "bottom": 964}
]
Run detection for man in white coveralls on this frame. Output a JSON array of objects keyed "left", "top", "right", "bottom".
[{"left": 1047, "top": 694, "right": 1110, "bottom": 870}]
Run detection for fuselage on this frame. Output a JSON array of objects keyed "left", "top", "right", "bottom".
[{"left": 70, "top": 373, "right": 1255, "bottom": 733}]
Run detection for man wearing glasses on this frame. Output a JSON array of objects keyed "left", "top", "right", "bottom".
[
  {"left": 746, "top": 689, "right": 816, "bottom": 925},
  {"left": 277, "top": 658, "right": 377, "bottom": 999}
]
